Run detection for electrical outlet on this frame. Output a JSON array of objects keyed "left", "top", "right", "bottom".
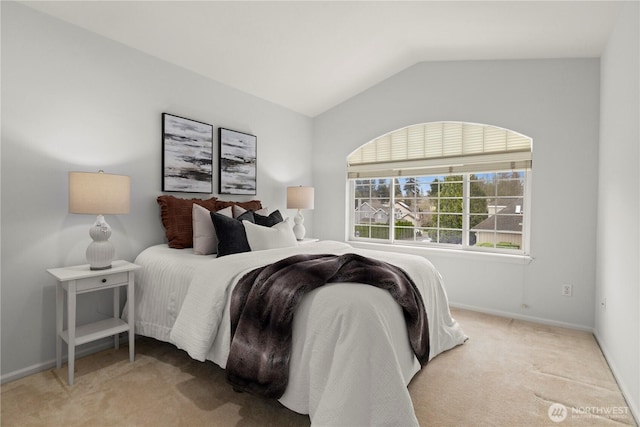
[{"left": 561, "top": 284, "right": 572, "bottom": 297}]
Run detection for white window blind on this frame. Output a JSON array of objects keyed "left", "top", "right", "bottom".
[{"left": 347, "top": 122, "right": 532, "bottom": 178}]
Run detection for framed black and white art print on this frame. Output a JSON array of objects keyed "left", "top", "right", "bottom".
[
  {"left": 219, "top": 128, "right": 257, "bottom": 195},
  {"left": 162, "top": 113, "right": 213, "bottom": 193}
]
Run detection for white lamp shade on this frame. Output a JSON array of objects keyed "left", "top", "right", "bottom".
[
  {"left": 286, "top": 186, "right": 314, "bottom": 210},
  {"left": 69, "top": 171, "right": 130, "bottom": 215}
]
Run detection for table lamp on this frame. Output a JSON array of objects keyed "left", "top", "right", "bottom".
[
  {"left": 286, "top": 186, "right": 314, "bottom": 240},
  {"left": 69, "top": 171, "right": 130, "bottom": 270}
]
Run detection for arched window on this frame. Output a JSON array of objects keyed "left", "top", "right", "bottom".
[{"left": 347, "top": 122, "right": 532, "bottom": 254}]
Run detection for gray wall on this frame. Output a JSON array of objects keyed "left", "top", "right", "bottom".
[
  {"left": 1, "top": 2, "right": 313, "bottom": 379},
  {"left": 596, "top": 1, "right": 639, "bottom": 418},
  {"left": 313, "top": 59, "right": 601, "bottom": 330}
]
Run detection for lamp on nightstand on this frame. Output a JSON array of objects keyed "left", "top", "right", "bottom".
[
  {"left": 287, "top": 186, "right": 314, "bottom": 240},
  {"left": 69, "top": 170, "right": 130, "bottom": 270}
]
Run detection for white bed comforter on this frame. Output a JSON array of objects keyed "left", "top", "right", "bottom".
[{"left": 160, "top": 241, "right": 466, "bottom": 426}]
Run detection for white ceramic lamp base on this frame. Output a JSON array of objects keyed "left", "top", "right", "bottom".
[
  {"left": 293, "top": 210, "right": 306, "bottom": 240},
  {"left": 86, "top": 215, "right": 115, "bottom": 270}
]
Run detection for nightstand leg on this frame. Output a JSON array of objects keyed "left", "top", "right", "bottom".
[
  {"left": 113, "top": 287, "right": 120, "bottom": 350},
  {"left": 56, "top": 282, "right": 62, "bottom": 369},
  {"left": 67, "top": 280, "right": 76, "bottom": 386},
  {"left": 128, "top": 271, "right": 135, "bottom": 362}
]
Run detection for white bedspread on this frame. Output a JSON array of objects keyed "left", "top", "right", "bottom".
[
  {"left": 160, "top": 240, "right": 466, "bottom": 426},
  {"left": 129, "top": 245, "right": 214, "bottom": 342}
]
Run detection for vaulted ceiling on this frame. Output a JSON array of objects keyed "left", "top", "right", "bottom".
[{"left": 23, "top": 1, "right": 621, "bottom": 117}]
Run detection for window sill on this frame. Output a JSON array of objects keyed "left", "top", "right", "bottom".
[{"left": 348, "top": 240, "right": 533, "bottom": 264}]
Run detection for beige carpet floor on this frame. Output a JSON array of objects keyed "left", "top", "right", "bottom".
[{"left": 1, "top": 308, "right": 635, "bottom": 426}]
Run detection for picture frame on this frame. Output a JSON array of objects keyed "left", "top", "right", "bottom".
[
  {"left": 162, "top": 113, "right": 213, "bottom": 193},
  {"left": 219, "top": 128, "right": 257, "bottom": 195}
]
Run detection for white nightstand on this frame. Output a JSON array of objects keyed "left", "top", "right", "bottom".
[
  {"left": 298, "top": 237, "right": 319, "bottom": 244},
  {"left": 47, "top": 260, "right": 140, "bottom": 385}
]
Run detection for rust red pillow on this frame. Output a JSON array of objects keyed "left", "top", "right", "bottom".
[{"left": 157, "top": 195, "right": 218, "bottom": 248}]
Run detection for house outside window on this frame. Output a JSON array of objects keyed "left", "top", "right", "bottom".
[{"left": 348, "top": 122, "right": 532, "bottom": 255}]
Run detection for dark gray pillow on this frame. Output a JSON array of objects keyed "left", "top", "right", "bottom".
[
  {"left": 210, "top": 210, "right": 255, "bottom": 257},
  {"left": 253, "top": 209, "right": 283, "bottom": 227}
]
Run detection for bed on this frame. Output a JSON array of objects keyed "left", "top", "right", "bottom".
[
  {"left": 129, "top": 239, "right": 467, "bottom": 426},
  {"left": 127, "top": 195, "right": 466, "bottom": 425}
]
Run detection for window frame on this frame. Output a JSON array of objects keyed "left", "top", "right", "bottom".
[
  {"left": 346, "top": 121, "right": 533, "bottom": 258},
  {"left": 348, "top": 169, "right": 532, "bottom": 256}
]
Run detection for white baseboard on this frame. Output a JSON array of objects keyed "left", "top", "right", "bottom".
[
  {"left": 1, "top": 337, "right": 125, "bottom": 385},
  {"left": 449, "top": 302, "right": 595, "bottom": 333},
  {"left": 593, "top": 331, "right": 640, "bottom": 425}
]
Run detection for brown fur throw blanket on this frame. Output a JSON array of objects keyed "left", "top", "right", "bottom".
[{"left": 226, "top": 253, "right": 430, "bottom": 399}]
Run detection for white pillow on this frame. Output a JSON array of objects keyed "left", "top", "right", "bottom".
[
  {"left": 192, "top": 205, "right": 232, "bottom": 255},
  {"left": 242, "top": 218, "right": 298, "bottom": 251},
  {"left": 233, "top": 204, "right": 269, "bottom": 218}
]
